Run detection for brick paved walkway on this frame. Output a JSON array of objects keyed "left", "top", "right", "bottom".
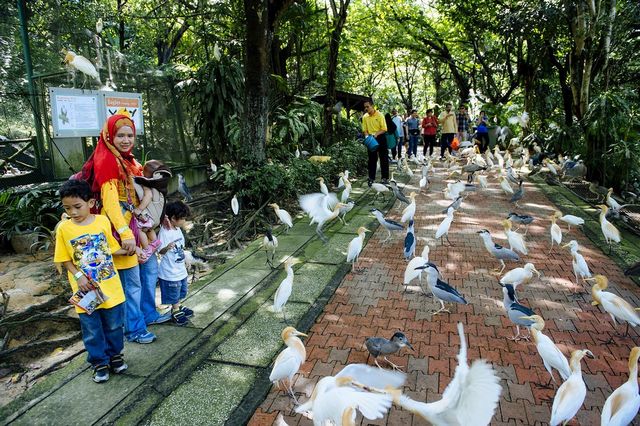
[{"left": 249, "top": 160, "right": 640, "bottom": 426}]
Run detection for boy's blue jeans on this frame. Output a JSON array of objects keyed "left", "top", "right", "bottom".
[
  {"left": 118, "top": 265, "right": 149, "bottom": 340},
  {"left": 78, "top": 303, "right": 124, "bottom": 367}
]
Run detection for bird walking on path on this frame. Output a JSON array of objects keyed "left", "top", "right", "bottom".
[
  {"left": 394, "top": 323, "right": 502, "bottom": 426},
  {"left": 404, "top": 245, "right": 430, "bottom": 290},
  {"left": 502, "top": 284, "right": 536, "bottom": 341},
  {"left": 597, "top": 204, "right": 621, "bottom": 254},
  {"left": 500, "top": 176, "right": 514, "bottom": 195},
  {"left": 502, "top": 219, "right": 528, "bottom": 255},
  {"left": 338, "top": 200, "right": 354, "bottom": 225},
  {"left": 177, "top": 173, "right": 193, "bottom": 202},
  {"left": 601, "top": 347, "right": 640, "bottom": 426},
  {"left": 549, "top": 349, "right": 594, "bottom": 426},
  {"left": 563, "top": 240, "right": 592, "bottom": 289},
  {"left": 389, "top": 178, "right": 411, "bottom": 204},
  {"left": 416, "top": 263, "right": 468, "bottom": 315},
  {"left": 587, "top": 275, "right": 640, "bottom": 339},
  {"left": 299, "top": 194, "right": 345, "bottom": 243},
  {"left": 519, "top": 315, "right": 570, "bottom": 388},
  {"left": 507, "top": 212, "right": 534, "bottom": 235},
  {"left": 401, "top": 192, "right": 417, "bottom": 223},
  {"left": 499, "top": 263, "right": 540, "bottom": 293},
  {"left": 371, "top": 209, "right": 404, "bottom": 243},
  {"left": 371, "top": 182, "right": 389, "bottom": 200},
  {"left": 435, "top": 207, "right": 455, "bottom": 246},
  {"left": 404, "top": 220, "right": 416, "bottom": 261},
  {"left": 549, "top": 214, "right": 562, "bottom": 252},
  {"left": 478, "top": 229, "right": 520, "bottom": 274},
  {"left": 365, "top": 332, "right": 414, "bottom": 371},
  {"left": 340, "top": 178, "right": 352, "bottom": 203},
  {"left": 263, "top": 229, "right": 278, "bottom": 268},
  {"left": 269, "top": 326, "right": 307, "bottom": 403},
  {"left": 510, "top": 179, "right": 524, "bottom": 207},
  {"left": 269, "top": 203, "right": 293, "bottom": 232},
  {"left": 347, "top": 227, "right": 369, "bottom": 272},
  {"left": 554, "top": 210, "right": 584, "bottom": 231},
  {"left": 273, "top": 258, "right": 296, "bottom": 323}
]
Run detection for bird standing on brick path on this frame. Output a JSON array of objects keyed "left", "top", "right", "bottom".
[
  {"left": 415, "top": 263, "right": 468, "bottom": 315},
  {"left": 502, "top": 219, "right": 528, "bottom": 255},
  {"left": 269, "top": 203, "right": 293, "bottom": 231},
  {"left": 510, "top": 179, "right": 524, "bottom": 207},
  {"left": 478, "top": 173, "right": 488, "bottom": 189},
  {"left": 597, "top": 204, "right": 621, "bottom": 254},
  {"left": 549, "top": 214, "right": 563, "bottom": 251},
  {"left": 294, "top": 364, "right": 404, "bottom": 424},
  {"left": 586, "top": 275, "right": 640, "bottom": 338},
  {"left": 478, "top": 229, "right": 520, "bottom": 274},
  {"left": 554, "top": 210, "right": 584, "bottom": 231},
  {"left": 435, "top": 207, "right": 455, "bottom": 246},
  {"left": 502, "top": 284, "right": 536, "bottom": 341},
  {"left": 263, "top": 229, "right": 278, "bottom": 268},
  {"left": 563, "top": 240, "right": 592, "bottom": 287},
  {"left": 500, "top": 176, "right": 514, "bottom": 195},
  {"left": 601, "top": 347, "right": 640, "bottom": 426},
  {"left": 499, "top": 263, "right": 540, "bottom": 293},
  {"left": 371, "top": 208, "right": 404, "bottom": 242},
  {"left": 403, "top": 220, "right": 416, "bottom": 261},
  {"left": 273, "top": 258, "right": 295, "bottom": 322},
  {"left": 365, "top": 332, "right": 414, "bottom": 371},
  {"left": 549, "top": 349, "right": 594, "bottom": 426},
  {"left": 394, "top": 322, "right": 502, "bottom": 426},
  {"left": 442, "top": 195, "right": 464, "bottom": 214},
  {"left": 404, "top": 245, "right": 430, "bottom": 290},
  {"left": 269, "top": 326, "right": 307, "bottom": 403},
  {"left": 507, "top": 212, "right": 534, "bottom": 234},
  {"left": 389, "top": 178, "right": 411, "bottom": 204},
  {"left": 401, "top": 192, "right": 417, "bottom": 223},
  {"left": 347, "top": 227, "right": 369, "bottom": 272},
  {"left": 519, "top": 315, "right": 570, "bottom": 387}
]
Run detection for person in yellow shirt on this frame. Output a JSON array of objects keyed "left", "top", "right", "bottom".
[
  {"left": 362, "top": 101, "right": 389, "bottom": 186},
  {"left": 54, "top": 179, "right": 128, "bottom": 383},
  {"left": 438, "top": 102, "right": 457, "bottom": 159}
]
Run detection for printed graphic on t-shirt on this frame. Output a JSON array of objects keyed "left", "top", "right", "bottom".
[
  {"left": 172, "top": 243, "right": 185, "bottom": 264},
  {"left": 70, "top": 233, "right": 116, "bottom": 282}
]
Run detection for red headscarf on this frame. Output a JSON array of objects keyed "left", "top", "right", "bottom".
[{"left": 78, "top": 113, "right": 143, "bottom": 197}]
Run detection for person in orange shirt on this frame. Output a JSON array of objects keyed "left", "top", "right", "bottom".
[{"left": 362, "top": 100, "right": 389, "bottom": 186}]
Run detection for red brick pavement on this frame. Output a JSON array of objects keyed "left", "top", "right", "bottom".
[{"left": 249, "top": 161, "right": 640, "bottom": 426}]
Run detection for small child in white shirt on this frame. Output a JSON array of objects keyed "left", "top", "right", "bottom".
[{"left": 157, "top": 201, "right": 193, "bottom": 325}]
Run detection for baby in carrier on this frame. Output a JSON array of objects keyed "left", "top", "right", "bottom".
[{"left": 133, "top": 160, "right": 172, "bottom": 259}]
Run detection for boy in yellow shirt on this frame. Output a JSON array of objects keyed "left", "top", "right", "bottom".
[{"left": 54, "top": 180, "right": 128, "bottom": 383}]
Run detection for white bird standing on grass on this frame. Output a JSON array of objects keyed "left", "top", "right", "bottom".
[
  {"left": 587, "top": 274, "right": 640, "bottom": 337},
  {"left": 435, "top": 207, "right": 455, "bottom": 246},
  {"left": 549, "top": 349, "right": 594, "bottom": 426},
  {"left": 273, "top": 258, "right": 296, "bottom": 322},
  {"left": 347, "top": 227, "right": 369, "bottom": 271},
  {"left": 263, "top": 229, "right": 278, "bottom": 268},
  {"left": 601, "top": 346, "right": 640, "bottom": 426},
  {"left": 502, "top": 219, "right": 528, "bottom": 255},
  {"left": 269, "top": 203, "right": 293, "bottom": 231},
  {"left": 519, "top": 315, "right": 570, "bottom": 387},
  {"left": 597, "top": 204, "right": 621, "bottom": 253},
  {"left": 231, "top": 194, "right": 239, "bottom": 215},
  {"left": 269, "top": 326, "right": 307, "bottom": 403},
  {"left": 401, "top": 192, "right": 417, "bottom": 223},
  {"left": 554, "top": 210, "right": 584, "bottom": 231},
  {"left": 340, "top": 178, "right": 352, "bottom": 203},
  {"left": 395, "top": 323, "right": 502, "bottom": 426}
]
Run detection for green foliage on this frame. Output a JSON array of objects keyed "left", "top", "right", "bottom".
[{"left": 0, "top": 188, "right": 61, "bottom": 247}]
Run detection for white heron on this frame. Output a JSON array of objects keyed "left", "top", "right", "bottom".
[
  {"left": 587, "top": 274, "right": 640, "bottom": 337},
  {"left": 269, "top": 203, "right": 293, "bottom": 231},
  {"left": 549, "top": 214, "right": 562, "bottom": 251},
  {"left": 502, "top": 219, "right": 528, "bottom": 255},
  {"left": 555, "top": 210, "right": 584, "bottom": 231},
  {"left": 519, "top": 315, "right": 570, "bottom": 387},
  {"left": 273, "top": 258, "right": 296, "bottom": 322},
  {"left": 269, "top": 326, "right": 307, "bottom": 403},
  {"left": 601, "top": 346, "right": 640, "bottom": 426},
  {"left": 500, "top": 263, "right": 540, "bottom": 292},
  {"left": 231, "top": 194, "right": 239, "bottom": 215},
  {"left": 403, "top": 245, "right": 430, "bottom": 291},
  {"left": 563, "top": 240, "right": 592, "bottom": 287},
  {"left": 401, "top": 192, "right": 417, "bottom": 223},
  {"left": 435, "top": 207, "right": 455, "bottom": 246},
  {"left": 549, "top": 349, "right": 594, "bottom": 426},
  {"left": 597, "top": 204, "right": 621, "bottom": 253},
  {"left": 346, "top": 227, "right": 369, "bottom": 271}
]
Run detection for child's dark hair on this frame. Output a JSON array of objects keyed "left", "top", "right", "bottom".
[
  {"left": 165, "top": 201, "right": 190, "bottom": 220},
  {"left": 59, "top": 179, "right": 92, "bottom": 201}
]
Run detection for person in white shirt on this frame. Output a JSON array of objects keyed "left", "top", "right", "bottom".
[
  {"left": 157, "top": 201, "right": 193, "bottom": 325},
  {"left": 391, "top": 109, "right": 404, "bottom": 160}
]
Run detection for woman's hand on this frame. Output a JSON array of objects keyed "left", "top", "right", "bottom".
[{"left": 121, "top": 238, "right": 137, "bottom": 255}]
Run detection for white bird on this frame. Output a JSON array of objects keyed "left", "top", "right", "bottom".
[
  {"left": 295, "top": 147, "right": 300, "bottom": 158},
  {"left": 404, "top": 245, "right": 430, "bottom": 289},
  {"left": 231, "top": 194, "right": 239, "bottom": 215},
  {"left": 338, "top": 200, "right": 355, "bottom": 225},
  {"left": 209, "top": 160, "right": 217, "bottom": 174},
  {"left": 549, "top": 214, "right": 562, "bottom": 250},
  {"left": 296, "top": 370, "right": 397, "bottom": 426},
  {"left": 341, "top": 178, "right": 352, "bottom": 203},
  {"left": 447, "top": 181, "right": 466, "bottom": 199},
  {"left": 62, "top": 49, "right": 101, "bottom": 85},
  {"left": 269, "top": 326, "right": 307, "bottom": 403},
  {"left": 587, "top": 274, "right": 640, "bottom": 337},
  {"left": 597, "top": 204, "right": 621, "bottom": 253},
  {"left": 419, "top": 175, "right": 428, "bottom": 191},
  {"left": 263, "top": 229, "right": 278, "bottom": 268},
  {"left": 563, "top": 240, "right": 592, "bottom": 287},
  {"left": 544, "top": 159, "right": 559, "bottom": 176},
  {"left": 502, "top": 219, "right": 528, "bottom": 255},
  {"left": 347, "top": 227, "right": 369, "bottom": 271},
  {"left": 435, "top": 207, "right": 455, "bottom": 246},
  {"left": 500, "top": 177, "right": 514, "bottom": 195},
  {"left": 371, "top": 182, "right": 389, "bottom": 199},
  {"left": 606, "top": 188, "right": 621, "bottom": 211},
  {"left": 338, "top": 170, "right": 349, "bottom": 188},
  {"left": 500, "top": 262, "right": 540, "bottom": 291},
  {"left": 269, "top": 203, "right": 293, "bottom": 231},
  {"left": 396, "top": 322, "right": 502, "bottom": 426},
  {"left": 273, "top": 258, "right": 296, "bottom": 322},
  {"left": 519, "top": 315, "right": 571, "bottom": 386},
  {"left": 601, "top": 346, "right": 640, "bottom": 426},
  {"left": 477, "top": 174, "right": 488, "bottom": 189},
  {"left": 549, "top": 349, "right": 593, "bottom": 426},
  {"left": 401, "top": 192, "right": 417, "bottom": 223},
  {"left": 555, "top": 210, "right": 584, "bottom": 231},
  {"left": 298, "top": 196, "right": 345, "bottom": 243},
  {"left": 508, "top": 111, "right": 529, "bottom": 128}
]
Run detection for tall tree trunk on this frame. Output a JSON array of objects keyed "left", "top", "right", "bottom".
[
  {"left": 117, "top": 0, "right": 127, "bottom": 51},
  {"left": 322, "top": 0, "right": 350, "bottom": 147}
]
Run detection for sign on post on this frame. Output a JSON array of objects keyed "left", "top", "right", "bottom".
[{"left": 103, "top": 94, "right": 144, "bottom": 134}]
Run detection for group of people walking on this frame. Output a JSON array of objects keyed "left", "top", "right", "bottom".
[{"left": 361, "top": 100, "right": 491, "bottom": 185}]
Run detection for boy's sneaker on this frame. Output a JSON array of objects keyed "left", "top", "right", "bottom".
[
  {"left": 132, "top": 331, "right": 156, "bottom": 344},
  {"left": 179, "top": 305, "right": 194, "bottom": 318},
  {"left": 93, "top": 365, "right": 110, "bottom": 383},
  {"left": 110, "top": 354, "right": 128, "bottom": 374},
  {"left": 172, "top": 310, "right": 188, "bottom": 326}
]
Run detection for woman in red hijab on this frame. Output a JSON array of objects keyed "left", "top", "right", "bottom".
[{"left": 79, "top": 112, "right": 170, "bottom": 344}]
